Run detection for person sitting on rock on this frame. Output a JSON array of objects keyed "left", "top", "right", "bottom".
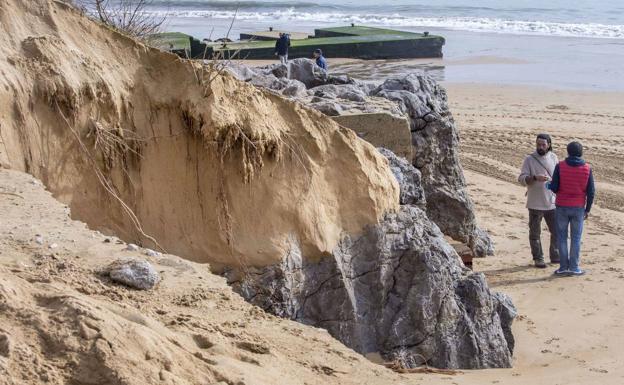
[
  {"left": 548, "top": 141, "right": 595, "bottom": 276},
  {"left": 274, "top": 33, "right": 290, "bottom": 65},
  {"left": 518, "top": 133, "right": 559, "bottom": 268},
  {"left": 313, "top": 49, "right": 327, "bottom": 70}
]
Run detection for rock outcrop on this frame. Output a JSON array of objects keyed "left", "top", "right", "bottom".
[
  {"left": 226, "top": 150, "right": 514, "bottom": 369},
  {"left": 227, "top": 59, "right": 494, "bottom": 257},
  {"left": 372, "top": 75, "right": 494, "bottom": 257}
]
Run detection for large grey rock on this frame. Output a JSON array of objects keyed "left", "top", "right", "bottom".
[
  {"left": 327, "top": 74, "right": 356, "bottom": 85},
  {"left": 494, "top": 291, "right": 517, "bottom": 353},
  {"left": 107, "top": 258, "right": 160, "bottom": 290},
  {"left": 338, "top": 90, "right": 367, "bottom": 102},
  {"left": 226, "top": 151, "right": 515, "bottom": 369},
  {"left": 280, "top": 79, "right": 307, "bottom": 98},
  {"left": 249, "top": 73, "right": 289, "bottom": 91},
  {"left": 372, "top": 74, "right": 493, "bottom": 257},
  {"left": 224, "top": 63, "right": 257, "bottom": 82},
  {"left": 227, "top": 206, "right": 514, "bottom": 369},
  {"left": 308, "top": 101, "right": 343, "bottom": 116},
  {"left": 286, "top": 58, "right": 328, "bottom": 88},
  {"left": 268, "top": 63, "right": 289, "bottom": 78},
  {"left": 377, "top": 147, "right": 424, "bottom": 206}
]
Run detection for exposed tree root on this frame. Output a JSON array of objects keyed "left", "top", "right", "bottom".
[{"left": 54, "top": 99, "right": 166, "bottom": 253}]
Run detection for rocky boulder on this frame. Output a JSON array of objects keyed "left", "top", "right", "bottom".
[
  {"left": 377, "top": 148, "right": 424, "bottom": 206},
  {"left": 226, "top": 150, "right": 514, "bottom": 369},
  {"left": 372, "top": 74, "right": 493, "bottom": 256},
  {"left": 257, "top": 58, "right": 329, "bottom": 89},
  {"left": 281, "top": 79, "right": 307, "bottom": 98},
  {"left": 223, "top": 62, "right": 257, "bottom": 82},
  {"left": 106, "top": 259, "right": 160, "bottom": 290}
]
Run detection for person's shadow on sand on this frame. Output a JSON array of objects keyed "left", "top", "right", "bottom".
[{"left": 482, "top": 264, "right": 565, "bottom": 287}]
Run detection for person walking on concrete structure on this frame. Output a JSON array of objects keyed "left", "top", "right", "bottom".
[
  {"left": 548, "top": 141, "right": 595, "bottom": 276},
  {"left": 274, "top": 33, "right": 290, "bottom": 65},
  {"left": 518, "top": 133, "right": 560, "bottom": 268}
]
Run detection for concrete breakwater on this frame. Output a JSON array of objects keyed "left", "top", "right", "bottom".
[{"left": 157, "top": 26, "right": 445, "bottom": 60}]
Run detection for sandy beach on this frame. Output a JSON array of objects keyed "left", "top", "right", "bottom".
[{"left": 439, "top": 83, "right": 624, "bottom": 384}]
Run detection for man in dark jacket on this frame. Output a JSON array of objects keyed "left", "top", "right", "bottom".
[
  {"left": 313, "top": 49, "right": 327, "bottom": 70},
  {"left": 548, "top": 141, "right": 595, "bottom": 276},
  {"left": 274, "top": 33, "right": 290, "bottom": 65}
]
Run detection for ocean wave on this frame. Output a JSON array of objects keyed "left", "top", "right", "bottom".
[
  {"left": 148, "top": 1, "right": 326, "bottom": 9},
  {"left": 156, "top": 9, "right": 624, "bottom": 39}
]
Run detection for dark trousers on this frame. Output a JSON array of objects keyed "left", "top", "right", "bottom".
[{"left": 529, "top": 209, "right": 559, "bottom": 261}]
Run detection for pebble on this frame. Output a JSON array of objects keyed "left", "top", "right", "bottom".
[
  {"left": 126, "top": 243, "right": 139, "bottom": 251},
  {"left": 34, "top": 235, "right": 44, "bottom": 245},
  {"left": 0, "top": 332, "right": 10, "bottom": 357},
  {"left": 145, "top": 249, "right": 160, "bottom": 257},
  {"left": 49, "top": 243, "right": 58, "bottom": 249}
]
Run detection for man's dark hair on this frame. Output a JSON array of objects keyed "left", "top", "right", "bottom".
[
  {"left": 567, "top": 141, "right": 583, "bottom": 157},
  {"left": 314, "top": 48, "right": 323, "bottom": 55},
  {"left": 536, "top": 133, "right": 552, "bottom": 152}
]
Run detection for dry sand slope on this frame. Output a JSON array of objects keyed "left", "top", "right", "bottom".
[
  {"left": 443, "top": 83, "right": 624, "bottom": 384},
  {"left": 0, "top": 169, "right": 410, "bottom": 385}
]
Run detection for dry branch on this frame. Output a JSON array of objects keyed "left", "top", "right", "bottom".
[{"left": 75, "top": 0, "right": 165, "bottom": 40}]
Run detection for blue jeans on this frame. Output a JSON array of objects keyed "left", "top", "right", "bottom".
[{"left": 555, "top": 206, "right": 585, "bottom": 271}]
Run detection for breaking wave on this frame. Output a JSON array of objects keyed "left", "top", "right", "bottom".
[
  {"left": 155, "top": 9, "right": 624, "bottom": 39},
  {"left": 148, "top": 1, "right": 328, "bottom": 9}
]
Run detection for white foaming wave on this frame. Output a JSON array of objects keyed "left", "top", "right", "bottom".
[{"left": 157, "top": 9, "right": 624, "bottom": 39}]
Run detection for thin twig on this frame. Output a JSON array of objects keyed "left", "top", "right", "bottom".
[{"left": 0, "top": 191, "right": 24, "bottom": 199}]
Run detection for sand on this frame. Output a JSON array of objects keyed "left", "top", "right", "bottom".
[
  {"left": 442, "top": 83, "right": 624, "bottom": 384},
  {"left": 448, "top": 83, "right": 624, "bottom": 215}
]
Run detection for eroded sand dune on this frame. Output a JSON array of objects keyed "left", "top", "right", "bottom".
[{"left": 0, "top": 0, "right": 398, "bottom": 269}]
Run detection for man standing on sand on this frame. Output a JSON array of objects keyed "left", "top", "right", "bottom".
[
  {"left": 518, "top": 134, "right": 560, "bottom": 268},
  {"left": 548, "top": 141, "right": 595, "bottom": 276},
  {"left": 274, "top": 33, "right": 290, "bottom": 65}
]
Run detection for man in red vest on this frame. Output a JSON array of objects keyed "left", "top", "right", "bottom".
[{"left": 548, "top": 141, "right": 595, "bottom": 276}]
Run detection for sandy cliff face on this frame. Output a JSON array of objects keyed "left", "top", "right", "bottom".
[{"left": 0, "top": 0, "right": 398, "bottom": 268}]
